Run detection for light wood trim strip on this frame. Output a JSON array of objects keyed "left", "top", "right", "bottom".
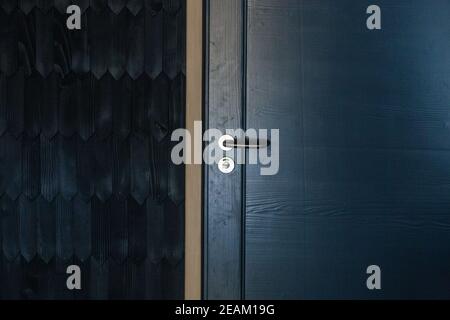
[{"left": 185, "top": 0, "right": 203, "bottom": 300}]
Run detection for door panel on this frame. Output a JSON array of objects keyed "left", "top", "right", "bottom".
[
  {"left": 206, "top": 0, "right": 450, "bottom": 299},
  {"left": 245, "top": 0, "right": 305, "bottom": 299},
  {"left": 246, "top": 0, "right": 450, "bottom": 299}
]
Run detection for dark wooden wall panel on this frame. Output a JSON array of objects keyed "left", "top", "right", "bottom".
[{"left": 0, "top": 0, "right": 185, "bottom": 300}]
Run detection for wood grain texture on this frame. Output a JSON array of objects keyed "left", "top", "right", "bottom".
[
  {"left": 245, "top": 0, "right": 304, "bottom": 299},
  {"left": 185, "top": 0, "right": 202, "bottom": 300},
  {"left": 0, "top": 2, "right": 185, "bottom": 299},
  {"left": 244, "top": 0, "right": 450, "bottom": 299},
  {"left": 205, "top": 0, "right": 450, "bottom": 299},
  {"left": 204, "top": 0, "right": 244, "bottom": 300}
]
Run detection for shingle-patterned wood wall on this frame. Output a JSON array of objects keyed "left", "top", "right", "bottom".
[{"left": 0, "top": 0, "right": 185, "bottom": 300}]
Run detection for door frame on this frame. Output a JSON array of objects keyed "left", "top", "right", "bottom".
[{"left": 202, "top": 0, "right": 247, "bottom": 300}]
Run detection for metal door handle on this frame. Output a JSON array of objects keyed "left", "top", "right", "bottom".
[{"left": 219, "top": 135, "right": 270, "bottom": 151}]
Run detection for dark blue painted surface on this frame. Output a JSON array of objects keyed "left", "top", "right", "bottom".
[{"left": 245, "top": 0, "right": 450, "bottom": 299}]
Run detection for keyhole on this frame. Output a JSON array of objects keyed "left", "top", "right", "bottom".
[{"left": 218, "top": 157, "right": 235, "bottom": 174}]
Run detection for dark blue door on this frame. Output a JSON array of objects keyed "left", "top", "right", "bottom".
[
  {"left": 205, "top": 0, "right": 450, "bottom": 299},
  {"left": 246, "top": 0, "right": 450, "bottom": 299}
]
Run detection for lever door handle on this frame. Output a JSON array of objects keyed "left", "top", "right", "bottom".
[{"left": 219, "top": 135, "right": 270, "bottom": 150}]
